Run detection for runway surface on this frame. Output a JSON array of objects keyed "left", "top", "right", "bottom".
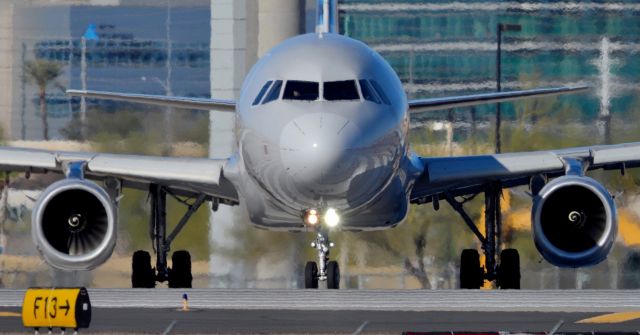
[
  {"left": 3, "top": 289, "right": 640, "bottom": 311},
  {"left": 1, "top": 289, "right": 640, "bottom": 333}
]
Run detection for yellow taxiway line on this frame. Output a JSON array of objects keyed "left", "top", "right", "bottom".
[
  {"left": 577, "top": 311, "right": 640, "bottom": 324},
  {"left": 0, "top": 311, "right": 20, "bottom": 317}
]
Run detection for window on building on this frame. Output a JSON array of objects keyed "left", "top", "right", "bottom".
[
  {"left": 252, "top": 80, "right": 273, "bottom": 106},
  {"left": 283, "top": 81, "right": 319, "bottom": 101},
  {"left": 359, "top": 80, "right": 381, "bottom": 104},
  {"left": 369, "top": 80, "right": 391, "bottom": 105},
  {"left": 324, "top": 80, "right": 360, "bottom": 101},
  {"left": 262, "top": 80, "right": 283, "bottom": 104}
]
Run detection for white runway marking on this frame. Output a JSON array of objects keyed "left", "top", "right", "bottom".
[{"left": 2, "top": 289, "right": 640, "bottom": 312}]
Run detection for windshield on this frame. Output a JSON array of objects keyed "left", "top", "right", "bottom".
[
  {"left": 252, "top": 80, "right": 273, "bottom": 106},
  {"left": 359, "top": 79, "right": 380, "bottom": 104},
  {"left": 324, "top": 80, "right": 360, "bottom": 101},
  {"left": 283, "top": 80, "right": 319, "bottom": 101},
  {"left": 262, "top": 80, "right": 283, "bottom": 104}
]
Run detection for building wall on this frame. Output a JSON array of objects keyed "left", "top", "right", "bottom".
[
  {"left": 339, "top": 1, "right": 640, "bottom": 123},
  {"left": 1, "top": 0, "right": 210, "bottom": 141},
  {"left": 0, "top": 4, "right": 14, "bottom": 140}
]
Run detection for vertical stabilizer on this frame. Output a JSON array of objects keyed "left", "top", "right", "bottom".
[{"left": 316, "top": 0, "right": 338, "bottom": 33}]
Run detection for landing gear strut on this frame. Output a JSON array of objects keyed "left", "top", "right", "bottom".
[
  {"left": 131, "top": 184, "right": 206, "bottom": 288},
  {"left": 445, "top": 182, "right": 521, "bottom": 289},
  {"left": 304, "top": 229, "right": 340, "bottom": 289}
]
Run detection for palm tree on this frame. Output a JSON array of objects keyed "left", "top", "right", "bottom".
[{"left": 24, "top": 59, "right": 63, "bottom": 140}]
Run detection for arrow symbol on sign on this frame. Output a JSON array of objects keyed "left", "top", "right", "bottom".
[{"left": 59, "top": 300, "right": 70, "bottom": 316}]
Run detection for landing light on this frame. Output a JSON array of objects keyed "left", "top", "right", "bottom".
[
  {"left": 304, "top": 209, "right": 320, "bottom": 226},
  {"left": 324, "top": 208, "right": 340, "bottom": 228}
]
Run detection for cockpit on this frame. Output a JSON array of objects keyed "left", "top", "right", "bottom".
[{"left": 252, "top": 79, "right": 390, "bottom": 106}]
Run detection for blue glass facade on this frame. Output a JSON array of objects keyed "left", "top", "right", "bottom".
[{"left": 339, "top": 1, "right": 640, "bottom": 121}]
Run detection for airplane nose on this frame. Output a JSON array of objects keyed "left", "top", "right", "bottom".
[{"left": 280, "top": 113, "right": 362, "bottom": 185}]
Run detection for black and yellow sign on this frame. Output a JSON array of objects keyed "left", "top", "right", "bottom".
[{"left": 22, "top": 287, "right": 91, "bottom": 329}]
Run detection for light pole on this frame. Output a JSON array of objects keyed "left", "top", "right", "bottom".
[
  {"left": 495, "top": 23, "right": 521, "bottom": 154},
  {"left": 81, "top": 24, "right": 99, "bottom": 141},
  {"left": 142, "top": 76, "right": 173, "bottom": 155},
  {"left": 163, "top": 0, "right": 173, "bottom": 156}
]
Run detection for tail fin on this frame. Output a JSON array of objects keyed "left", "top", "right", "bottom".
[{"left": 316, "top": 0, "right": 338, "bottom": 33}]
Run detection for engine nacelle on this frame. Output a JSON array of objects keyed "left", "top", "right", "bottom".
[
  {"left": 32, "top": 179, "right": 117, "bottom": 271},
  {"left": 532, "top": 175, "right": 617, "bottom": 267}
]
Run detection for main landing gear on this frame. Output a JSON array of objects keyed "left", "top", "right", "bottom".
[
  {"left": 445, "top": 182, "right": 521, "bottom": 289},
  {"left": 304, "top": 229, "right": 340, "bottom": 289},
  {"left": 131, "top": 184, "right": 207, "bottom": 288}
]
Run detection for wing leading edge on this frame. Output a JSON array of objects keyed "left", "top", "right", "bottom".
[
  {"left": 0, "top": 147, "right": 239, "bottom": 204},
  {"left": 410, "top": 142, "right": 640, "bottom": 203},
  {"left": 408, "top": 86, "right": 589, "bottom": 114},
  {"left": 67, "top": 89, "right": 236, "bottom": 112}
]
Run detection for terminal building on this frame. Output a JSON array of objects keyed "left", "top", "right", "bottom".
[{"left": 1, "top": 1, "right": 638, "bottom": 140}]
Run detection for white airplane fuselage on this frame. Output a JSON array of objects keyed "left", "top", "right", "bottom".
[{"left": 224, "top": 33, "right": 418, "bottom": 231}]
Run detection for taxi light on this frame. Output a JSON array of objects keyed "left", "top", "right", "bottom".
[
  {"left": 324, "top": 208, "right": 340, "bottom": 228},
  {"left": 304, "top": 209, "right": 319, "bottom": 226}
]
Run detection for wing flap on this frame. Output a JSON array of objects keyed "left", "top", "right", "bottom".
[{"left": 67, "top": 89, "right": 236, "bottom": 112}]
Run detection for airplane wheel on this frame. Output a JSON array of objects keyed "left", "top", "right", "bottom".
[
  {"left": 169, "top": 250, "right": 192, "bottom": 288},
  {"left": 498, "top": 249, "right": 521, "bottom": 289},
  {"left": 327, "top": 261, "right": 340, "bottom": 289},
  {"left": 131, "top": 250, "right": 155, "bottom": 288},
  {"left": 460, "top": 249, "right": 483, "bottom": 289},
  {"left": 304, "top": 261, "right": 318, "bottom": 289}
]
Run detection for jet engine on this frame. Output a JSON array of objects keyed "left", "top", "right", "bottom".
[
  {"left": 532, "top": 175, "right": 617, "bottom": 267},
  {"left": 32, "top": 178, "right": 116, "bottom": 270}
]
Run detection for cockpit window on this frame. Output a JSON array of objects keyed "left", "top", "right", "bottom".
[
  {"left": 324, "top": 80, "right": 360, "bottom": 101},
  {"left": 262, "top": 80, "right": 283, "bottom": 104},
  {"left": 283, "top": 81, "right": 319, "bottom": 101},
  {"left": 369, "top": 80, "right": 391, "bottom": 105},
  {"left": 358, "top": 80, "right": 380, "bottom": 104},
  {"left": 252, "top": 80, "right": 273, "bottom": 106}
]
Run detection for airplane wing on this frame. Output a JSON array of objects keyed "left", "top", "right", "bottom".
[
  {"left": 408, "top": 86, "right": 589, "bottom": 114},
  {"left": 0, "top": 147, "right": 239, "bottom": 204},
  {"left": 410, "top": 142, "right": 640, "bottom": 203},
  {"left": 67, "top": 89, "right": 236, "bottom": 112}
]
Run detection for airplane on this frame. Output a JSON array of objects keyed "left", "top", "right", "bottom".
[{"left": 0, "top": 0, "right": 634, "bottom": 289}]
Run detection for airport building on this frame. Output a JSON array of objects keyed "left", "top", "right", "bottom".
[{"left": 3, "top": 1, "right": 638, "bottom": 139}]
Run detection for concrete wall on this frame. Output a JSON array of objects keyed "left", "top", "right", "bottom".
[
  {"left": 0, "top": 3, "right": 14, "bottom": 140},
  {"left": 257, "top": 0, "right": 302, "bottom": 57}
]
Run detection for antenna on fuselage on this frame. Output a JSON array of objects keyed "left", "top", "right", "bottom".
[{"left": 316, "top": 0, "right": 338, "bottom": 34}]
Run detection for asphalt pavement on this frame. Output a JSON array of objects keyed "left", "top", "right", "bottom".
[{"left": 1, "top": 289, "right": 640, "bottom": 333}]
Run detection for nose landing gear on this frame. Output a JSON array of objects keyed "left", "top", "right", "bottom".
[{"left": 304, "top": 229, "right": 340, "bottom": 289}]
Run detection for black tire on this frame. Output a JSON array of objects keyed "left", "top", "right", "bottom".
[
  {"left": 304, "top": 261, "right": 318, "bottom": 289},
  {"left": 497, "top": 249, "right": 521, "bottom": 289},
  {"left": 132, "top": 250, "right": 155, "bottom": 288},
  {"left": 460, "top": 249, "right": 483, "bottom": 289},
  {"left": 327, "top": 261, "right": 340, "bottom": 289},
  {"left": 169, "top": 250, "right": 192, "bottom": 288}
]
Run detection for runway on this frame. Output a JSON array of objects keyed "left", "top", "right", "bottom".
[
  {"left": 1, "top": 290, "right": 640, "bottom": 333},
  {"left": 3, "top": 289, "right": 640, "bottom": 311}
]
